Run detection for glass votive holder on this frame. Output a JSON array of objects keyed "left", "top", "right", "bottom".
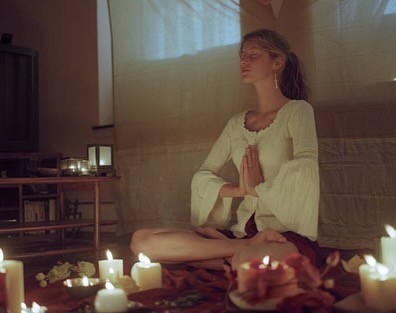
[{"left": 63, "top": 278, "right": 105, "bottom": 300}]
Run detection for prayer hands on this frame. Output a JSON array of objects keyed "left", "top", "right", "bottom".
[{"left": 240, "top": 145, "right": 264, "bottom": 196}]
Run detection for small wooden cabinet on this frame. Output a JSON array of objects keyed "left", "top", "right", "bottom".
[{"left": 0, "top": 153, "right": 119, "bottom": 259}]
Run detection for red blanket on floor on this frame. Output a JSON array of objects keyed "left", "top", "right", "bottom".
[{"left": 24, "top": 264, "right": 360, "bottom": 313}]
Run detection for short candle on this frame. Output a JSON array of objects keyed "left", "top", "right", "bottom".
[
  {"left": 359, "top": 255, "right": 396, "bottom": 311},
  {"left": 94, "top": 281, "right": 128, "bottom": 313},
  {"left": 131, "top": 253, "right": 162, "bottom": 291},
  {"left": 0, "top": 249, "right": 24, "bottom": 313},
  {"left": 98, "top": 250, "right": 123, "bottom": 281},
  {"left": 380, "top": 224, "right": 396, "bottom": 271}
]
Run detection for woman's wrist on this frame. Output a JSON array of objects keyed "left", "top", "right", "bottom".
[{"left": 219, "top": 184, "right": 245, "bottom": 198}]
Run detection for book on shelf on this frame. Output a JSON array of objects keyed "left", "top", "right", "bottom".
[{"left": 23, "top": 199, "right": 56, "bottom": 235}]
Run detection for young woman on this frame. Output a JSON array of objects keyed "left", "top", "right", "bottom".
[{"left": 131, "top": 29, "right": 320, "bottom": 270}]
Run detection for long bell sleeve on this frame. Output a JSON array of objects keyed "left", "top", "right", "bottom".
[{"left": 190, "top": 119, "right": 235, "bottom": 229}]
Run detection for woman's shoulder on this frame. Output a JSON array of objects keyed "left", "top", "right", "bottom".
[
  {"left": 282, "top": 100, "right": 314, "bottom": 117},
  {"left": 225, "top": 110, "right": 248, "bottom": 128}
]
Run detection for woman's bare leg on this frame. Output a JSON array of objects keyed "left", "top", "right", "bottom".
[
  {"left": 130, "top": 227, "right": 292, "bottom": 270},
  {"left": 130, "top": 227, "right": 246, "bottom": 263}
]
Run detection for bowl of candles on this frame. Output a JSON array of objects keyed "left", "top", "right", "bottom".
[{"left": 63, "top": 276, "right": 106, "bottom": 300}]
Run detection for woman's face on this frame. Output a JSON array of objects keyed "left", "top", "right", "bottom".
[{"left": 239, "top": 40, "right": 276, "bottom": 85}]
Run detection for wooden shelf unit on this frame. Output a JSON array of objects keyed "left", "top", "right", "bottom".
[{"left": 0, "top": 176, "right": 120, "bottom": 259}]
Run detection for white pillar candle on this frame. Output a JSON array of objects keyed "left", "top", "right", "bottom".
[
  {"left": 381, "top": 224, "right": 396, "bottom": 271},
  {"left": 359, "top": 255, "right": 396, "bottom": 311},
  {"left": 98, "top": 250, "right": 123, "bottom": 280},
  {"left": 0, "top": 249, "right": 24, "bottom": 313},
  {"left": 131, "top": 253, "right": 162, "bottom": 291},
  {"left": 94, "top": 282, "right": 128, "bottom": 313}
]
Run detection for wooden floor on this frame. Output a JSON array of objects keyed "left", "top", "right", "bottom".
[{"left": 13, "top": 232, "right": 133, "bottom": 278}]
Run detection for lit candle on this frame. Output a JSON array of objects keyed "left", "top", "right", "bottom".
[
  {"left": 359, "top": 255, "right": 396, "bottom": 311},
  {"left": 381, "top": 224, "right": 396, "bottom": 271},
  {"left": 94, "top": 281, "right": 128, "bottom": 313},
  {"left": 21, "top": 302, "right": 47, "bottom": 313},
  {"left": 131, "top": 253, "right": 162, "bottom": 291},
  {"left": 237, "top": 255, "right": 270, "bottom": 294},
  {"left": 98, "top": 250, "right": 123, "bottom": 281},
  {"left": 0, "top": 249, "right": 24, "bottom": 313},
  {"left": 0, "top": 249, "right": 7, "bottom": 311}
]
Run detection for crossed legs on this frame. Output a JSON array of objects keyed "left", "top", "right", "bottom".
[{"left": 130, "top": 226, "right": 298, "bottom": 270}]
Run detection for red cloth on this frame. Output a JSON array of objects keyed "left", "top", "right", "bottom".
[{"left": 24, "top": 263, "right": 359, "bottom": 313}]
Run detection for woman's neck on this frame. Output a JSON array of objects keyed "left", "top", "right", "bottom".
[{"left": 253, "top": 84, "right": 290, "bottom": 114}]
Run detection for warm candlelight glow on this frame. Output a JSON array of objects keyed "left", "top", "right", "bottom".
[
  {"left": 138, "top": 253, "right": 151, "bottom": 265},
  {"left": 385, "top": 224, "right": 396, "bottom": 238},
  {"left": 82, "top": 276, "right": 89, "bottom": 286},
  {"left": 364, "top": 255, "right": 377, "bottom": 267},
  {"left": 376, "top": 263, "right": 389, "bottom": 276},
  {"left": 105, "top": 281, "right": 115, "bottom": 290},
  {"left": 106, "top": 249, "right": 113, "bottom": 261},
  {"left": 0, "top": 248, "right": 3, "bottom": 263},
  {"left": 262, "top": 255, "right": 270, "bottom": 266}
]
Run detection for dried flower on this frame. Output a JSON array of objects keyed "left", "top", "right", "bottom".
[{"left": 233, "top": 251, "right": 341, "bottom": 312}]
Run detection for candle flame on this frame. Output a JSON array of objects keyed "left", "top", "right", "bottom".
[
  {"left": 21, "top": 303, "right": 27, "bottom": 310},
  {"left": 106, "top": 249, "right": 113, "bottom": 261},
  {"left": 364, "top": 255, "right": 377, "bottom": 267},
  {"left": 32, "top": 302, "right": 43, "bottom": 313},
  {"left": 271, "top": 260, "right": 280, "bottom": 269},
  {"left": 262, "top": 255, "right": 270, "bottom": 266},
  {"left": 385, "top": 224, "right": 396, "bottom": 238},
  {"left": 0, "top": 249, "right": 3, "bottom": 262},
  {"left": 105, "top": 281, "right": 115, "bottom": 290},
  {"left": 109, "top": 267, "right": 115, "bottom": 274},
  {"left": 376, "top": 263, "right": 389, "bottom": 276},
  {"left": 82, "top": 276, "right": 89, "bottom": 286},
  {"left": 138, "top": 253, "right": 151, "bottom": 265}
]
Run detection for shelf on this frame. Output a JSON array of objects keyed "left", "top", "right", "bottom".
[
  {"left": 0, "top": 176, "right": 119, "bottom": 185},
  {"left": 0, "top": 219, "right": 117, "bottom": 234},
  {"left": 22, "top": 193, "right": 57, "bottom": 200}
]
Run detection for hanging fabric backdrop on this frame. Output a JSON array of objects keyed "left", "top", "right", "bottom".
[
  {"left": 109, "top": 0, "right": 396, "bottom": 250},
  {"left": 108, "top": 0, "right": 274, "bottom": 234}
]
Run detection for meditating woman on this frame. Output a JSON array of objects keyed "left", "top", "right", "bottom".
[{"left": 131, "top": 28, "right": 320, "bottom": 270}]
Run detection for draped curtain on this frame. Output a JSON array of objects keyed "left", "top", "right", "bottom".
[
  {"left": 108, "top": 0, "right": 274, "bottom": 234},
  {"left": 109, "top": 0, "right": 396, "bottom": 250}
]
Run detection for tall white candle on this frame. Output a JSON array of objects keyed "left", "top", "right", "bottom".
[
  {"left": 131, "top": 253, "right": 162, "bottom": 291},
  {"left": 0, "top": 249, "right": 24, "bottom": 313},
  {"left": 94, "top": 282, "right": 128, "bottom": 313},
  {"left": 359, "top": 255, "right": 396, "bottom": 311},
  {"left": 98, "top": 250, "right": 123, "bottom": 280},
  {"left": 381, "top": 224, "right": 396, "bottom": 271}
]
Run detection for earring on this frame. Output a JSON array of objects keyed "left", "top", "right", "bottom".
[{"left": 273, "top": 71, "right": 279, "bottom": 89}]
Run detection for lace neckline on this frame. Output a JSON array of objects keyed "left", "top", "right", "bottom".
[{"left": 243, "top": 100, "right": 292, "bottom": 134}]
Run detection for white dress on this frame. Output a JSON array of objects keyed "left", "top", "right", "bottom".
[{"left": 190, "top": 100, "right": 319, "bottom": 241}]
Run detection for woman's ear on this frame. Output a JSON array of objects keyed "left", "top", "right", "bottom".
[{"left": 272, "top": 55, "right": 285, "bottom": 71}]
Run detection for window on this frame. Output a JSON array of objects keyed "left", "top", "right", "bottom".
[{"left": 139, "top": 0, "right": 241, "bottom": 60}]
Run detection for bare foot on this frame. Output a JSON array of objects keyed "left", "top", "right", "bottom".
[
  {"left": 248, "top": 228, "right": 286, "bottom": 245},
  {"left": 192, "top": 226, "right": 230, "bottom": 239}
]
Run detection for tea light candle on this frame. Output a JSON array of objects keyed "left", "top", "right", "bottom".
[
  {"left": 359, "top": 255, "right": 396, "bottom": 311},
  {"left": 94, "top": 281, "right": 128, "bottom": 313},
  {"left": 21, "top": 302, "right": 47, "bottom": 313},
  {"left": 381, "top": 224, "right": 396, "bottom": 271},
  {"left": 238, "top": 255, "right": 271, "bottom": 293},
  {"left": 131, "top": 253, "right": 162, "bottom": 291},
  {"left": 0, "top": 249, "right": 24, "bottom": 313},
  {"left": 99, "top": 250, "right": 123, "bottom": 280}
]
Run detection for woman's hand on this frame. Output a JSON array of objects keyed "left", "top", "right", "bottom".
[{"left": 243, "top": 145, "right": 264, "bottom": 196}]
